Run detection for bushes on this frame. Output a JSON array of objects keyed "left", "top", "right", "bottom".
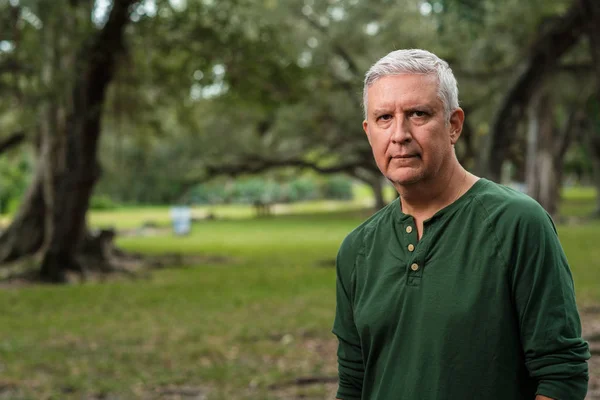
[
  {"left": 0, "top": 155, "right": 32, "bottom": 214},
  {"left": 91, "top": 173, "right": 355, "bottom": 207},
  {"left": 189, "top": 174, "right": 354, "bottom": 205},
  {"left": 286, "top": 177, "right": 319, "bottom": 202},
  {"left": 319, "top": 175, "right": 353, "bottom": 200},
  {"left": 89, "top": 194, "right": 120, "bottom": 210}
]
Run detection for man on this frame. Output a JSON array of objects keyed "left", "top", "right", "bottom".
[{"left": 333, "top": 49, "right": 590, "bottom": 400}]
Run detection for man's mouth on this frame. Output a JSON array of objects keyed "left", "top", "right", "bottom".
[{"left": 392, "top": 154, "right": 419, "bottom": 159}]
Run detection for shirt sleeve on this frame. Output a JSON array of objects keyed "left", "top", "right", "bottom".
[
  {"left": 332, "top": 235, "right": 364, "bottom": 399},
  {"left": 509, "top": 203, "right": 590, "bottom": 400}
]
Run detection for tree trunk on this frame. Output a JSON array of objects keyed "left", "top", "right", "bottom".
[
  {"left": 590, "top": 142, "right": 600, "bottom": 217},
  {"left": 0, "top": 0, "right": 136, "bottom": 281},
  {"left": 370, "top": 177, "right": 386, "bottom": 211},
  {"left": 526, "top": 90, "right": 578, "bottom": 219},
  {"left": 586, "top": 127, "right": 600, "bottom": 217},
  {"left": 40, "top": 0, "right": 135, "bottom": 282},
  {"left": 456, "top": 106, "right": 477, "bottom": 171},
  {"left": 526, "top": 94, "right": 541, "bottom": 198},
  {"left": 0, "top": 160, "right": 46, "bottom": 262},
  {"left": 351, "top": 168, "right": 387, "bottom": 211},
  {"left": 528, "top": 92, "right": 561, "bottom": 217},
  {"left": 581, "top": 0, "right": 600, "bottom": 217},
  {"left": 482, "top": 1, "right": 586, "bottom": 181}
]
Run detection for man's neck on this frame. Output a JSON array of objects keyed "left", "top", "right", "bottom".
[{"left": 396, "top": 161, "right": 470, "bottom": 219}]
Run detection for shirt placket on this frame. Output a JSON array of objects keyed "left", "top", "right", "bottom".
[{"left": 404, "top": 221, "right": 423, "bottom": 287}]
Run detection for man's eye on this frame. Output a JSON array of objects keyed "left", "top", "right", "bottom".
[
  {"left": 377, "top": 114, "right": 392, "bottom": 121},
  {"left": 410, "top": 111, "right": 427, "bottom": 118}
]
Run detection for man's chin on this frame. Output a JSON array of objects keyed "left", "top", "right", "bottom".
[{"left": 385, "top": 172, "right": 423, "bottom": 186}]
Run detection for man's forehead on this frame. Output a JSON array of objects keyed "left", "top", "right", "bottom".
[{"left": 368, "top": 84, "right": 440, "bottom": 111}]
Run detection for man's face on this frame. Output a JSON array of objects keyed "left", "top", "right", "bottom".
[{"left": 362, "top": 74, "right": 463, "bottom": 187}]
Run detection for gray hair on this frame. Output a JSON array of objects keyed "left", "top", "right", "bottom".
[{"left": 363, "top": 49, "right": 459, "bottom": 121}]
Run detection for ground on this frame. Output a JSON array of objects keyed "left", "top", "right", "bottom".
[
  {"left": 0, "top": 188, "right": 599, "bottom": 399},
  {"left": 583, "top": 307, "right": 600, "bottom": 399}
]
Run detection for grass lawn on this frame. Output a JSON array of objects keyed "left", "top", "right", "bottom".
[
  {"left": 561, "top": 186, "right": 598, "bottom": 218},
  {"left": 0, "top": 188, "right": 599, "bottom": 399}
]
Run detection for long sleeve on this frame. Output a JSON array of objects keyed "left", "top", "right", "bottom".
[
  {"left": 332, "top": 236, "right": 364, "bottom": 399},
  {"left": 509, "top": 204, "right": 590, "bottom": 400}
]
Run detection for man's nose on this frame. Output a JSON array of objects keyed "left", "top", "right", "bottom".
[{"left": 391, "top": 117, "right": 412, "bottom": 143}]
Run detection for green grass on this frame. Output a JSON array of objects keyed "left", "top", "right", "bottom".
[
  {"left": 562, "top": 185, "right": 597, "bottom": 201},
  {"left": 560, "top": 188, "right": 598, "bottom": 218},
  {"left": 557, "top": 222, "right": 600, "bottom": 304},
  {"left": 0, "top": 188, "right": 599, "bottom": 399},
  {"left": 0, "top": 213, "right": 362, "bottom": 399}
]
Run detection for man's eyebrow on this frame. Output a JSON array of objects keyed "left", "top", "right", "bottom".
[
  {"left": 371, "top": 105, "right": 436, "bottom": 117},
  {"left": 372, "top": 108, "right": 391, "bottom": 115},
  {"left": 406, "top": 105, "right": 434, "bottom": 112}
]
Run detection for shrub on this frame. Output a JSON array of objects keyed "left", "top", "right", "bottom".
[
  {"left": 90, "top": 194, "right": 119, "bottom": 210},
  {"left": 320, "top": 175, "right": 354, "bottom": 200}
]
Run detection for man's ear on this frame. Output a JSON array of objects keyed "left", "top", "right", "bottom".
[
  {"left": 363, "top": 119, "right": 371, "bottom": 145},
  {"left": 449, "top": 107, "right": 465, "bottom": 145}
]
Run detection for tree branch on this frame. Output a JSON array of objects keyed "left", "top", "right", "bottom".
[
  {"left": 178, "top": 156, "right": 375, "bottom": 194},
  {"left": 83, "top": 0, "right": 138, "bottom": 105},
  {"left": 0, "top": 131, "right": 25, "bottom": 155},
  {"left": 297, "top": 11, "right": 361, "bottom": 78},
  {"left": 73, "top": 0, "right": 138, "bottom": 157},
  {"left": 0, "top": 59, "right": 30, "bottom": 75},
  {"left": 482, "top": 1, "right": 588, "bottom": 181},
  {"left": 555, "top": 107, "right": 584, "bottom": 158},
  {"left": 558, "top": 62, "right": 593, "bottom": 74},
  {"left": 453, "top": 62, "right": 592, "bottom": 80},
  {"left": 206, "top": 157, "right": 369, "bottom": 176},
  {"left": 295, "top": 8, "right": 363, "bottom": 109}
]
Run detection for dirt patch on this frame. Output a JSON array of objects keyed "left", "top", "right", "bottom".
[
  {"left": 581, "top": 306, "right": 600, "bottom": 399},
  {"left": 0, "top": 252, "right": 235, "bottom": 287},
  {"left": 143, "top": 385, "right": 208, "bottom": 400},
  {"left": 265, "top": 336, "right": 339, "bottom": 400},
  {"left": 268, "top": 309, "right": 600, "bottom": 400},
  {"left": 314, "top": 259, "right": 335, "bottom": 268},
  {"left": 0, "top": 380, "right": 20, "bottom": 400}
]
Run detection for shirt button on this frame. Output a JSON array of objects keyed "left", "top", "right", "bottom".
[
  {"left": 408, "top": 244, "right": 415, "bottom": 252},
  {"left": 410, "top": 263, "right": 419, "bottom": 271},
  {"left": 406, "top": 226, "right": 413, "bottom": 233}
]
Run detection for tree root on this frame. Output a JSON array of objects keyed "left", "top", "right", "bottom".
[{"left": 268, "top": 376, "right": 338, "bottom": 390}]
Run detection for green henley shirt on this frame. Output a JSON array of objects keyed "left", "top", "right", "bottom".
[{"left": 333, "top": 178, "right": 590, "bottom": 400}]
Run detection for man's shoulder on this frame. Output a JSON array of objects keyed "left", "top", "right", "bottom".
[
  {"left": 472, "top": 179, "right": 554, "bottom": 231},
  {"left": 339, "top": 198, "right": 398, "bottom": 258}
]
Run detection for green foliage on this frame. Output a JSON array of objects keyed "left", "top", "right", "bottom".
[
  {"left": 2, "top": 0, "right": 598, "bottom": 229},
  {"left": 97, "top": 159, "right": 357, "bottom": 205},
  {"left": 20, "top": 0, "right": 587, "bottom": 209},
  {"left": 286, "top": 177, "right": 319, "bottom": 202},
  {"left": 319, "top": 175, "right": 353, "bottom": 200},
  {"left": 564, "top": 144, "right": 593, "bottom": 182},
  {"left": 228, "top": 178, "right": 272, "bottom": 203},
  {"left": 95, "top": 135, "right": 189, "bottom": 205},
  {"left": 89, "top": 194, "right": 120, "bottom": 210},
  {"left": 0, "top": 153, "right": 32, "bottom": 214},
  {"left": 186, "top": 175, "right": 353, "bottom": 206},
  {"left": 5, "top": 196, "right": 22, "bottom": 215},
  {"left": 189, "top": 181, "right": 228, "bottom": 204}
]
